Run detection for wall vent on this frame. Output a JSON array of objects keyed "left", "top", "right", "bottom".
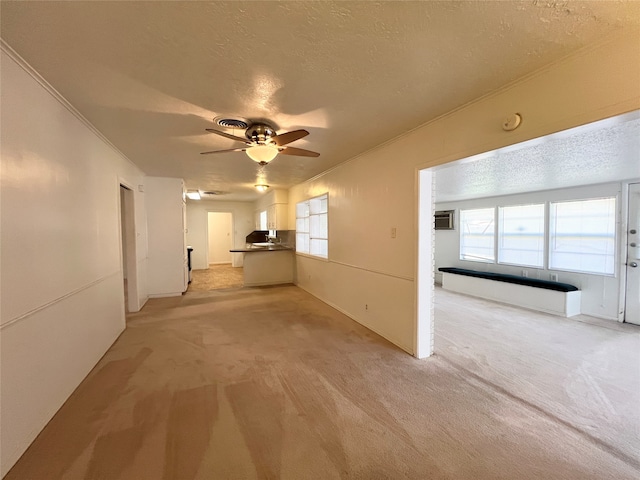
[{"left": 435, "top": 210, "right": 455, "bottom": 230}]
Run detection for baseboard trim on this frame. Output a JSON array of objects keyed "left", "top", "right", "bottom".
[{"left": 148, "top": 292, "right": 183, "bottom": 298}]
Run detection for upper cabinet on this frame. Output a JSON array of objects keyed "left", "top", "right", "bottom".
[
  {"left": 255, "top": 189, "right": 288, "bottom": 230},
  {"left": 267, "top": 203, "right": 288, "bottom": 230}
]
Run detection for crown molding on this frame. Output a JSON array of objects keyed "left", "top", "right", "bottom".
[{"left": 0, "top": 38, "right": 143, "bottom": 172}]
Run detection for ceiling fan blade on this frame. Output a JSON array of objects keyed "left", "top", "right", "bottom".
[
  {"left": 205, "top": 128, "right": 248, "bottom": 143},
  {"left": 272, "top": 129, "right": 309, "bottom": 146},
  {"left": 200, "top": 148, "right": 247, "bottom": 155},
  {"left": 279, "top": 146, "right": 320, "bottom": 157}
]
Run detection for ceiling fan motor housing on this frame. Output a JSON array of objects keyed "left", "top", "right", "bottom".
[{"left": 246, "top": 123, "right": 277, "bottom": 144}]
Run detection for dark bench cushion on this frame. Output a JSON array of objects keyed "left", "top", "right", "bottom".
[{"left": 438, "top": 267, "right": 579, "bottom": 292}]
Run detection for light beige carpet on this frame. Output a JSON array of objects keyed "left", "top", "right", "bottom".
[
  {"left": 434, "top": 287, "right": 640, "bottom": 467},
  {"left": 6, "top": 285, "right": 639, "bottom": 479}
]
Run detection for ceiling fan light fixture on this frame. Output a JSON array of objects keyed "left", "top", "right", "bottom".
[
  {"left": 246, "top": 144, "right": 279, "bottom": 164},
  {"left": 254, "top": 184, "right": 270, "bottom": 192}
]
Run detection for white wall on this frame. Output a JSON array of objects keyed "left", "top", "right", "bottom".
[
  {"left": 290, "top": 147, "right": 417, "bottom": 353},
  {"left": 208, "top": 212, "right": 233, "bottom": 264},
  {"left": 186, "top": 200, "right": 255, "bottom": 269},
  {"left": 288, "top": 30, "right": 640, "bottom": 355},
  {"left": 434, "top": 183, "right": 632, "bottom": 320},
  {"left": 0, "top": 46, "right": 148, "bottom": 476}
]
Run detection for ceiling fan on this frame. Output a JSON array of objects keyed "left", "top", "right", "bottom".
[{"left": 201, "top": 123, "right": 320, "bottom": 165}]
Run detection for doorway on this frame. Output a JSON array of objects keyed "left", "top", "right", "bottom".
[
  {"left": 421, "top": 111, "right": 639, "bottom": 357},
  {"left": 624, "top": 183, "right": 640, "bottom": 325},
  {"left": 119, "top": 184, "right": 138, "bottom": 313},
  {"left": 187, "top": 211, "right": 244, "bottom": 291},
  {"left": 207, "top": 212, "right": 233, "bottom": 266}
]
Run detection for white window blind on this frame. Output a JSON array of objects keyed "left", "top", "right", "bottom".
[
  {"left": 296, "top": 193, "right": 328, "bottom": 258},
  {"left": 549, "top": 197, "right": 616, "bottom": 275},
  {"left": 498, "top": 204, "right": 545, "bottom": 268},
  {"left": 460, "top": 208, "right": 495, "bottom": 262}
]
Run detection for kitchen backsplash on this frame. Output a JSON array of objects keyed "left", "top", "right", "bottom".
[
  {"left": 274, "top": 230, "right": 295, "bottom": 247},
  {"left": 245, "top": 230, "right": 296, "bottom": 248}
]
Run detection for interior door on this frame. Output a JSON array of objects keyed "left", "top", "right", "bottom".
[
  {"left": 208, "top": 212, "right": 233, "bottom": 265},
  {"left": 624, "top": 183, "right": 640, "bottom": 325}
]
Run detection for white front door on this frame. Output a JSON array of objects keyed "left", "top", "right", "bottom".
[{"left": 624, "top": 183, "right": 640, "bottom": 325}]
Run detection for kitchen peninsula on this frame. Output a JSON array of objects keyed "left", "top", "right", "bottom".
[{"left": 230, "top": 231, "right": 295, "bottom": 286}]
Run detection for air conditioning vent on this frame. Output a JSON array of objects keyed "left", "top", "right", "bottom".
[
  {"left": 201, "top": 190, "right": 229, "bottom": 197},
  {"left": 213, "top": 116, "right": 249, "bottom": 130},
  {"left": 435, "top": 210, "right": 454, "bottom": 230}
]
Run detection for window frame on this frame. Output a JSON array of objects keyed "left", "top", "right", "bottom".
[
  {"left": 455, "top": 195, "right": 618, "bottom": 277},
  {"left": 296, "top": 193, "right": 328, "bottom": 259},
  {"left": 459, "top": 207, "right": 496, "bottom": 264},
  {"left": 548, "top": 196, "right": 617, "bottom": 276},
  {"left": 497, "top": 202, "right": 546, "bottom": 269}
]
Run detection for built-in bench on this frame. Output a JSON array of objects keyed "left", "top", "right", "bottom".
[{"left": 438, "top": 267, "right": 581, "bottom": 317}]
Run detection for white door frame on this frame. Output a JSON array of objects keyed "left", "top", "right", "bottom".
[
  {"left": 623, "top": 182, "right": 640, "bottom": 324},
  {"left": 415, "top": 169, "right": 435, "bottom": 358},
  {"left": 118, "top": 182, "right": 140, "bottom": 313}
]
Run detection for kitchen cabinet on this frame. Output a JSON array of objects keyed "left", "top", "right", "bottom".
[
  {"left": 266, "top": 203, "right": 288, "bottom": 230},
  {"left": 255, "top": 189, "right": 289, "bottom": 230}
]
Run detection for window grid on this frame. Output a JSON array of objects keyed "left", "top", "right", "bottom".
[
  {"left": 296, "top": 193, "right": 328, "bottom": 259},
  {"left": 456, "top": 196, "right": 617, "bottom": 277},
  {"left": 498, "top": 204, "right": 545, "bottom": 268},
  {"left": 459, "top": 208, "right": 495, "bottom": 263},
  {"left": 549, "top": 197, "right": 616, "bottom": 276}
]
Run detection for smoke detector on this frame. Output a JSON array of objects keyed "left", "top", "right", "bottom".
[{"left": 502, "top": 113, "right": 522, "bottom": 131}]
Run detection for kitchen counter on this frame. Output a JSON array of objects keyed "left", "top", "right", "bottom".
[
  {"left": 230, "top": 245, "right": 294, "bottom": 253},
  {"left": 230, "top": 245, "right": 294, "bottom": 286}
]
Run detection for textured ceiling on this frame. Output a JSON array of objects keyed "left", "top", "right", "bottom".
[
  {"left": 1, "top": 1, "right": 639, "bottom": 201},
  {"left": 434, "top": 111, "right": 640, "bottom": 203}
]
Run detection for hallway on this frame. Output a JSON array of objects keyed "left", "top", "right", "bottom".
[{"left": 6, "top": 286, "right": 639, "bottom": 479}]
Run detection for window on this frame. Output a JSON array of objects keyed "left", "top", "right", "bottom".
[
  {"left": 498, "top": 204, "right": 545, "bottom": 268},
  {"left": 549, "top": 197, "right": 616, "bottom": 275},
  {"left": 296, "top": 193, "right": 328, "bottom": 258},
  {"left": 459, "top": 208, "right": 495, "bottom": 262},
  {"left": 259, "top": 210, "right": 267, "bottom": 230}
]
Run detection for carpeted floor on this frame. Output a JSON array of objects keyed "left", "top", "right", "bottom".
[
  {"left": 5, "top": 285, "right": 639, "bottom": 479},
  {"left": 188, "top": 264, "right": 244, "bottom": 291}
]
